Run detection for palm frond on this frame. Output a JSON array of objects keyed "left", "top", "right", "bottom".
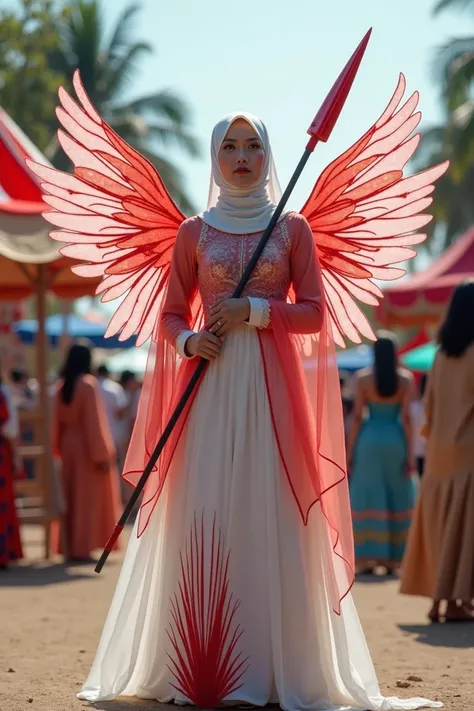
[
  {"left": 107, "top": 113, "right": 149, "bottom": 138},
  {"left": 432, "top": 36, "right": 474, "bottom": 82},
  {"left": 106, "top": 2, "right": 142, "bottom": 59},
  {"left": 410, "top": 125, "right": 447, "bottom": 170},
  {"left": 445, "top": 52, "right": 474, "bottom": 110},
  {"left": 432, "top": 36, "right": 474, "bottom": 110},
  {"left": 57, "top": 0, "right": 104, "bottom": 100},
  {"left": 47, "top": 0, "right": 199, "bottom": 212},
  {"left": 120, "top": 90, "right": 192, "bottom": 125},
  {"left": 417, "top": 161, "right": 474, "bottom": 249},
  {"left": 99, "top": 41, "right": 152, "bottom": 101},
  {"left": 425, "top": 0, "right": 474, "bottom": 249},
  {"left": 434, "top": 0, "right": 474, "bottom": 15},
  {"left": 409, "top": 116, "right": 474, "bottom": 249},
  {"left": 131, "top": 120, "right": 201, "bottom": 156},
  {"left": 451, "top": 102, "right": 474, "bottom": 178}
]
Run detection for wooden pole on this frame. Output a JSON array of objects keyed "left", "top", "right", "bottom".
[
  {"left": 36, "top": 264, "right": 54, "bottom": 558},
  {"left": 59, "top": 299, "right": 72, "bottom": 363}
]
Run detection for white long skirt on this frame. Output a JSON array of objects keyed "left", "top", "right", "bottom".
[{"left": 78, "top": 327, "right": 441, "bottom": 711}]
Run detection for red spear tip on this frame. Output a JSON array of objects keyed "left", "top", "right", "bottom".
[{"left": 306, "top": 28, "right": 372, "bottom": 151}]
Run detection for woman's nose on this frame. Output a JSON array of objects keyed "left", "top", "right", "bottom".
[{"left": 236, "top": 149, "right": 248, "bottom": 163}]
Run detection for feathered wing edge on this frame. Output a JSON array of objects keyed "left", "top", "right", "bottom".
[
  {"left": 301, "top": 74, "right": 449, "bottom": 348},
  {"left": 26, "top": 70, "right": 185, "bottom": 346}
]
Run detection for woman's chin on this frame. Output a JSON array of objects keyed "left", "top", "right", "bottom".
[{"left": 229, "top": 173, "right": 258, "bottom": 189}]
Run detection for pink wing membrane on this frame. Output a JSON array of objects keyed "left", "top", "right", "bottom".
[
  {"left": 26, "top": 70, "right": 185, "bottom": 345},
  {"left": 301, "top": 73, "right": 449, "bottom": 347}
]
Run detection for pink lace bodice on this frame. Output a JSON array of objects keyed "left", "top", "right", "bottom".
[
  {"left": 196, "top": 219, "right": 291, "bottom": 322},
  {"left": 160, "top": 212, "right": 323, "bottom": 346}
]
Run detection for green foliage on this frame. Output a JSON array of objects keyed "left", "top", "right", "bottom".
[
  {"left": 0, "top": 0, "right": 199, "bottom": 213},
  {"left": 434, "top": 0, "right": 474, "bottom": 15},
  {"left": 47, "top": 0, "right": 200, "bottom": 213},
  {"left": 415, "top": 0, "right": 474, "bottom": 248},
  {"left": 0, "top": 0, "right": 70, "bottom": 151}
]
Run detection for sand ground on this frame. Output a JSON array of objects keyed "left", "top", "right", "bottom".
[{"left": 1, "top": 525, "right": 472, "bottom": 711}]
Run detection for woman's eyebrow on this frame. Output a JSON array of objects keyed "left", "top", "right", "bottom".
[{"left": 222, "top": 136, "right": 261, "bottom": 143}]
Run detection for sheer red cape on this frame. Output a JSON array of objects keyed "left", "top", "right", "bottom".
[
  {"left": 122, "top": 230, "right": 353, "bottom": 615},
  {"left": 25, "top": 71, "right": 449, "bottom": 614}
]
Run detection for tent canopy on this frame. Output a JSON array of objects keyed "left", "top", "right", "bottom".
[
  {"left": 379, "top": 227, "right": 474, "bottom": 327},
  {"left": 302, "top": 345, "right": 373, "bottom": 373},
  {"left": 0, "top": 106, "right": 100, "bottom": 299},
  {"left": 14, "top": 314, "right": 136, "bottom": 349},
  {"left": 336, "top": 345, "right": 373, "bottom": 372},
  {"left": 0, "top": 255, "right": 100, "bottom": 300},
  {"left": 0, "top": 105, "right": 45, "bottom": 208},
  {"left": 333, "top": 333, "right": 431, "bottom": 373},
  {"left": 0, "top": 105, "right": 105, "bottom": 554}
]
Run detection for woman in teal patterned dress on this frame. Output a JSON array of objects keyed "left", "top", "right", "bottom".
[{"left": 347, "top": 334, "right": 416, "bottom": 574}]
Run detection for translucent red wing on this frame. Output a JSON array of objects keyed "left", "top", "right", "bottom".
[
  {"left": 27, "top": 70, "right": 185, "bottom": 346},
  {"left": 301, "top": 74, "right": 448, "bottom": 347}
]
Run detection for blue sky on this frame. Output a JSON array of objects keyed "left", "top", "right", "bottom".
[{"left": 102, "top": 0, "right": 469, "bottom": 212}]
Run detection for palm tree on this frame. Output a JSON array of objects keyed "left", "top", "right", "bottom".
[
  {"left": 47, "top": 0, "right": 199, "bottom": 213},
  {"left": 413, "top": 0, "right": 474, "bottom": 247},
  {"left": 413, "top": 118, "right": 474, "bottom": 249}
]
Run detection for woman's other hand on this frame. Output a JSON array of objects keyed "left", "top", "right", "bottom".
[
  {"left": 186, "top": 332, "right": 222, "bottom": 360},
  {"left": 207, "top": 298, "right": 250, "bottom": 337}
]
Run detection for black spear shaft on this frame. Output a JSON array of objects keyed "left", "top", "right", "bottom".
[
  {"left": 94, "top": 26, "right": 373, "bottom": 573},
  {"left": 94, "top": 147, "right": 313, "bottom": 574}
]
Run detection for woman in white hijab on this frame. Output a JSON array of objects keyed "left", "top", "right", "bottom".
[{"left": 78, "top": 114, "right": 440, "bottom": 711}]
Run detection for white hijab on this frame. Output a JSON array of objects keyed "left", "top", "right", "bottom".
[{"left": 199, "top": 112, "right": 288, "bottom": 234}]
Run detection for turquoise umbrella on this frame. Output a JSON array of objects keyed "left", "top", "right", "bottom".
[{"left": 401, "top": 342, "right": 437, "bottom": 372}]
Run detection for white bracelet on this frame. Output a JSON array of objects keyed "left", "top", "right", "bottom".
[
  {"left": 176, "top": 330, "right": 196, "bottom": 358},
  {"left": 247, "top": 297, "right": 271, "bottom": 329}
]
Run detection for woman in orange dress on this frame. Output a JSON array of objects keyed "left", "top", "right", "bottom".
[
  {"left": 401, "top": 281, "right": 474, "bottom": 622},
  {"left": 52, "top": 344, "right": 121, "bottom": 562}
]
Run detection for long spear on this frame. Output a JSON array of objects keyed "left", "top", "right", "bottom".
[{"left": 95, "top": 28, "right": 372, "bottom": 574}]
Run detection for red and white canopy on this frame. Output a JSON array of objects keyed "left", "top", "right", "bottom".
[
  {"left": 0, "top": 106, "right": 58, "bottom": 265},
  {"left": 379, "top": 228, "right": 474, "bottom": 327},
  {"left": 0, "top": 107, "right": 99, "bottom": 299}
]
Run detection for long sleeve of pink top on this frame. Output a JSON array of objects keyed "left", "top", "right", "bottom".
[
  {"left": 161, "top": 217, "right": 199, "bottom": 349},
  {"left": 251, "top": 213, "right": 323, "bottom": 335}
]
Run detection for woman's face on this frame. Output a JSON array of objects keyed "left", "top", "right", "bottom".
[{"left": 218, "top": 118, "right": 265, "bottom": 188}]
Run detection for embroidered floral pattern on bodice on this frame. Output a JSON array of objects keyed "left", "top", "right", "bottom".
[{"left": 196, "top": 219, "right": 291, "bottom": 320}]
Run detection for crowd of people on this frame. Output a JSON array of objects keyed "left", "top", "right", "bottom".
[
  {"left": 341, "top": 281, "right": 474, "bottom": 624},
  {"left": 1, "top": 282, "right": 473, "bottom": 628},
  {"left": 0, "top": 349, "right": 142, "bottom": 566},
  {"left": 1, "top": 282, "right": 474, "bottom": 618}
]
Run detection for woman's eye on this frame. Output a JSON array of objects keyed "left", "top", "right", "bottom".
[
  {"left": 249, "top": 143, "right": 262, "bottom": 150},
  {"left": 223, "top": 144, "right": 234, "bottom": 151}
]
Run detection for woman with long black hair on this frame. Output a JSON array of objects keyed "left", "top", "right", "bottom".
[
  {"left": 52, "top": 344, "right": 121, "bottom": 562},
  {"left": 347, "top": 332, "right": 416, "bottom": 574},
  {"left": 402, "top": 281, "right": 474, "bottom": 622}
]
